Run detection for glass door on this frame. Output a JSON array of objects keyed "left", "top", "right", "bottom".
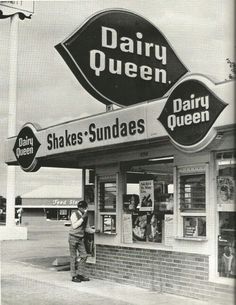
[{"left": 216, "top": 151, "right": 236, "bottom": 278}]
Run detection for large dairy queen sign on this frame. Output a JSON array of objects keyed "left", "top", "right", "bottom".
[{"left": 55, "top": 9, "right": 188, "bottom": 106}]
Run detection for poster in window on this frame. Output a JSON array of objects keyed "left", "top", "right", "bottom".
[
  {"left": 217, "top": 176, "right": 235, "bottom": 205},
  {"left": 139, "top": 180, "right": 154, "bottom": 211},
  {"left": 183, "top": 216, "right": 198, "bottom": 237},
  {"left": 183, "top": 216, "right": 206, "bottom": 238},
  {"left": 123, "top": 194, "right": 139, "bottom": 212},
  {"left": 147, "top": 213, "right": 162, "bottom": 243},
  {"left": 132, "top": 213, "right": 147, "bottom": 241},
  {"left": 102, "top": 215, "right": 116, "bottom": 233}
]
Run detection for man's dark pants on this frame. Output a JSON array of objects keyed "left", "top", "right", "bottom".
[{"left": 68, "top": 234, "right": 87, "bottom": 278}]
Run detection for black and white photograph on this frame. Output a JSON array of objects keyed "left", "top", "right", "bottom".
[{"left": 0, "top": 1, "right": 235, "bottom": 304}]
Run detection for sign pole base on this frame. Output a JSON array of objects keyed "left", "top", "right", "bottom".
[{"left": 0, "top": 226, "right": 27, "bottom": 241}]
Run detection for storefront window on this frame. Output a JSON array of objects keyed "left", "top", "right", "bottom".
[
  {"left": 124, "top": 157, "right": 174, "bottom": 244},
  {"left": 216, "top": 151, "right": 236, "bottom": 278},
  {"left": 177, "top": 165, "right": 207, "bottom": 239},
  {"left": 46, "top": 208, "right": 71, "bottom": 220},
  {"left": 59, "top": 209, "right": 68, "bottom": 220},
  {"left": 46, "top": 208, "right": 58, "bottom": 220}
]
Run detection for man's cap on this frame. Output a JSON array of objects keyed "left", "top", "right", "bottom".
[{"left": 77, "top": 200, "right": 88, "bottom": 209}]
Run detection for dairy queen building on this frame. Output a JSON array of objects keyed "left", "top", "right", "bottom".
[{"left": 5, "top": 9, "right": 235, "bottom": 304}]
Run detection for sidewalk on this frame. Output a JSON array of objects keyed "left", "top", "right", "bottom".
[
  {"left": 2, "top": 260, "right": 212, "bottom": 305},
  {"left": 0, "top": 223, "right": 226, "bottom": 305}
]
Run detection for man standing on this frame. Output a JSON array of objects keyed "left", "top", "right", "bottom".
[
  {"left": 69, "top": 200, "right": 95, "bottom": 282},
  {"left": 17, "top": 207, "right": 23, "bottom": 225}
]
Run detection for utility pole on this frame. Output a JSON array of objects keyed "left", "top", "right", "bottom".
[
  {"left": 6, "top": 12, "right": 19, "bottom": 227},
  {"left": 0, "top": 2, "right": 34, "bottom": 240}
]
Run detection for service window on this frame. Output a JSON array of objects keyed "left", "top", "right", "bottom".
[
  {"left": 179, "top": 174, "right": 206, "bottom": 211},
  {"left": 98, "top": 176, "right": 117, "bottom": 234},
  {"left": 124, "top": 156, "right": 174, "bottom": 244},
  {"left": 99, "top": 182, "right": 116, "bottom": 212},
  {"left": 177, "top": 165, "right": 207, "bottom": 239}
]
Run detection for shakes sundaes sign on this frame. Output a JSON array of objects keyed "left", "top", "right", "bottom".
[
  {"left": 55, "top": 9, "right": 188, "bottom": 107},
  {"left": 158, "top": 79, "right": 227, "bottom": 150}
]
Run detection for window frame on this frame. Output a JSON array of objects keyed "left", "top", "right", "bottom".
[
  {"left": 176, "top": 164, "right": 208, "bottom": 240},
  {"left": 124, "top": 158, "right": 174, "bottom": 245},
  {"left": 215, "top": 151, "right": 236, "bottom": 281},
  {"left": 97, "top": 174, "right": 117, "bottom": 234}
]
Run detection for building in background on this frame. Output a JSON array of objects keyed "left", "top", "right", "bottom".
[
  {"left": 15, "top": 185, "right": 83, "bottom": 225},
  {"left": 0, "top": 196, "right": 6, "bottom": 224}
]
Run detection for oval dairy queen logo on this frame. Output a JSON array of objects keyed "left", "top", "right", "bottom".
[
  {"left": 55, "top": 9, "right": 188, "bottom": 107},
  {"left": 13, "top": 124, "right": 41, "bottom": 172},
  {"left": 158, "top": 79, "right": 228, "bottom": 150}
]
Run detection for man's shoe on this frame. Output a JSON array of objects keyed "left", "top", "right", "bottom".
[
  {"left": 72, "top": 276, "right": 81, "bottom": 282},
  {"left": 77, "top": 274, "right": 90, "bottom": 281}
]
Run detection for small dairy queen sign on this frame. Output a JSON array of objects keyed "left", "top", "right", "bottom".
[
  {"left": 158, "top": 79, "right": 228, "bottom": 151},
  {"left": 13, "top": 123, "right": 41, "bottom": 172}
]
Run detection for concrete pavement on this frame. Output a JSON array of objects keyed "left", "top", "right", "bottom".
[
  {"left": 2, "top": 261, "right": 211, "bottom": 305},
  {"left": 0, "top": 222, "right": 226, "bottom": 305}
]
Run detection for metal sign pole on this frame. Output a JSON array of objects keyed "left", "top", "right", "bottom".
[{"left": 6, "top": 13, "right": 19, "bottom": 227}]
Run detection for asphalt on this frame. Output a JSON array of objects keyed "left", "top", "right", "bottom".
[{"left": 0, "top": 222, "right": 228, "bottom": 305}]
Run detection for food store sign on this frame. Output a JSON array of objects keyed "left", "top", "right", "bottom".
[
  {"left": 55, "top": 9, "right": 188, "bottom": 107},
  {"left": 158, "top": 79, "right": 227, "bottom": 151},
  {"left": 52, "top": 199, "right": 78, "bottom": 206}
]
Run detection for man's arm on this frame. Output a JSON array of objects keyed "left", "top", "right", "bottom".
[{"left": 71, "top": 212, "right": 84, "bottom": 229}]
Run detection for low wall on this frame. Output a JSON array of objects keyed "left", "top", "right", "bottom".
[{"left": 86, "top": 245, "right": 235, "bottom": 303}]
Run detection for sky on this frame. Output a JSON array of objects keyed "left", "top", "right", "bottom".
[{"left": 0, "top": 0, "right": 235, "bottom": 197}]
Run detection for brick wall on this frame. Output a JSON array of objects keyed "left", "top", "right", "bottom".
[{"left": 86, "top": 245, "right": 235, "bottom": 303}]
